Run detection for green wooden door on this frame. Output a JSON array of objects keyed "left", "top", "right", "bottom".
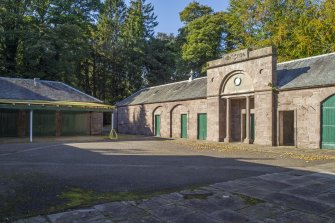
[
  {"left": 0, "top": 109, "right": 18, "bottom": 137},
  {"left": 61, "top": 111, "right": 90, "bottom": 136},
  {"left": 198, "top": 113, "right": 207, "bottom": 140},
  {"left": 322, "top": 95, "right": 335, "bottom": 149},
  {"left": 32, "top": 111, "right": 56, "bottom": 136},
  {"left": 181, "top": 114, "right": 188, "bottom": 138},
  {"left": 155, "top": 115, "right": 161, "bottom": 136},
  {"left": 251, "top": 114, "right": 255, "bottom": 141}
]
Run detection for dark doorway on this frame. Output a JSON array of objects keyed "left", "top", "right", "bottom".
[{"left": 279, "top": 111, "right": 295, "bottom": 146}]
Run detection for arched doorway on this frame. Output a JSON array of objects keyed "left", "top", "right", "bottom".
[
  {"left": 321, "top": 94, "right": 335, "bottom": 149},
  {"left": 170, "top": 104, "right": 188, "bottom": 138},
  {"left": 153, "top": 106, "right": 163, "bottom": 137}
]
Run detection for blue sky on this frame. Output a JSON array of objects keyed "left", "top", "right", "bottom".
[
  {"left": 127, "top": 0, "right": 229, "bottom": 35},
  {"left": 149, "top": 0, "right": 229, "bottom": 34}
]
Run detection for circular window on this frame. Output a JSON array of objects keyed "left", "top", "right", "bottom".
[{"left": 234, "top": 77, "right": 242, "bottom": 86}]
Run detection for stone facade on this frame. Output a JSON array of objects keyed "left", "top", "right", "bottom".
[
  {"left": 90, "top": 112, "right": 103, "bottom": 135},
  {"left": 117, "top": 99, "right": 208, "bottom": 139},
  {"left": 277, "top": 86, "right": 335, "bottom": 149},
  {"left": 116, "top": 47, "right": 335, "bottom": 149}
]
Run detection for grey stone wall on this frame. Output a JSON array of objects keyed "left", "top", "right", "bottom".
[
  {"left": 277, "top": 86, "right": 335, "bottom": 149},
  {"left": 116, "top": 46, "right": 335, "bottom": 149},
  {"left": 90, "top": 112, "right": 103, "bottom": 135},
  {"left": 207, "top": 47, "right": 277, "bottom": 146},
  {"left": 117, "top": 99, "right": 208, "bottom": 139}
]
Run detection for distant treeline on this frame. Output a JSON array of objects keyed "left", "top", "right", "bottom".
[{"left": 1, "top": 0, "right": 334, "bottom": 103}]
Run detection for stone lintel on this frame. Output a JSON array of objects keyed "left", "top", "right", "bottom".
[{"left": 207, "top": 46, "right": 275, "bottom": 69}]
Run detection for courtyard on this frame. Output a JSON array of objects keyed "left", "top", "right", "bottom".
[{"left": 0, "top": 136, "right": 335, "bottom": 222}]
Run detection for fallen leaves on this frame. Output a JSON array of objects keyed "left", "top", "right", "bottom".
[{"left": 166, "top": 139, "right": 335, "bottom": 161}]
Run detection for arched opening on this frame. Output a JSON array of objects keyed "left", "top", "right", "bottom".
[
  {"left": 152, "top": 106, "right": 163, "bottom": 137},
  {"left": 220, "top": 71, "right": 255, "bottom": 144},
  {"left": 321, "top": 94, "right": 335, "bottom": 149},
  {"left": 220, "top": 71, "right": 254, "bottom": 96},
  {"left": 170, "top": 104, "right": 189, "bottom": 138}
]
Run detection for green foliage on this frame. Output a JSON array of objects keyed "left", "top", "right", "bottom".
[
  {"left": 224, "top": 0, "right": 335, "bottom": 61},
  {"left": 179, "top": 2, "right": 213, "bottom": 24},
  {"left": 182, "top": 12, "right": 226, "bottom": 73},
  {"left": 144, "top": 33, "right": 184, "bottom": 86},
  {"left": 1, "top": 0, "right": 335, "bottom": 103}
]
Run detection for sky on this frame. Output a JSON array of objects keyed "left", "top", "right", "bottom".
[{"left": 128, "top": 0, "right": 229, "bottom": 35}]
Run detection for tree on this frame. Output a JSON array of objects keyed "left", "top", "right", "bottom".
[
  {"left": 224, "top": 0, "right": 331, "bottom": 61},
  {"left": 91, "top": 0, "right": 128, "bottom": 102},
  {"left": 0, "top": 0, "right": 30, "bottom": 74},
  {"left": 179, "top": 2, "right": 213, "bottom": 24},
  {"left": 179, "top": 2, "right": 226, "bottom": 74},
  {"left": 143, "top": 33, "right": 179, "bottom": 86},
  {"left": 122, "top": 0, "right": 158, "bottom": 91}
]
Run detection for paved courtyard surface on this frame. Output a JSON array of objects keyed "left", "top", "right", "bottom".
[{"left": 0, "top": 136, "right": 334, "bottom": 222}]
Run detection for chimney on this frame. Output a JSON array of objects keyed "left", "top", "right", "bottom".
[
  {"left": 188, "top": 70, "right": 195, "bottom": 82},
  {"left": 34, "top": 78, "right": 40, "bottom": 86}
]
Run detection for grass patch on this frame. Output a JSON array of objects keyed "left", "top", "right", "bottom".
[
  {"left": 233, "top": 193, "right": 265, "bottom": 206},
  {"left": 183, "top": 193, "right": 211, "bottom": 200},
  {"left": 48, "top": 188, "right": 175, "bottom": 213}
]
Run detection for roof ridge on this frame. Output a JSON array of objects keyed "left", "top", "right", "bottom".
[
  {"left": 0, "top": 76, "right": 63, "bottom": 84},
  {"left": 61, "top": 83, "right": 102, "bottom": 103},
  {"left": 278, "top": 52, "right": 335, "bottom": 66},
  {"left": 147, "top": 77, "right": 208, "bottom": 89}
]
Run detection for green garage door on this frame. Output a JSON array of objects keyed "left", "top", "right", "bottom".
[
  {"left": 198, "top": 113, "right": 207, "bottom": 140},
  {"left": 0, "top": 109, "right": 18, "bottom": 137},
  {"left": 155, "top": 115, "right": 161, "bottom": 136},
  {"left": 32, "top": 111, "right": 56, "bottom": 136},
  {"left": 181, "top": 114, "right": 188, "bottom": 138},
  {"left": 62, "top": 111, "right": 90, "bottom": 136},
  {"left": 322, "top": 95, "right": 335, "bottom": 149}
]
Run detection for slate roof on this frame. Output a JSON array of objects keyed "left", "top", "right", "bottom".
[
  {"left": 0, "top": 77, "right": 102, "bottom": 103},
  {"left": 117, "top": 77, "right": 207, "bottom": 106},
  {"left": 118, "top": 52, "right": 335, "bottom": 106},
  {"left": 277, "top": 53, "right": 335, "bottom": 89}
]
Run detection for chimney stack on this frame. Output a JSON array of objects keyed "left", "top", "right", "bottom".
[
  {"left": 34, "top": 78, "right": 40, "bottom": 86},
  {"left": 188, "top": 70, "right": 195, "bottom": 82}
]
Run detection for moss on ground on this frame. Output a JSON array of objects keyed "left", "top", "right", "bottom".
[
  {"left": 46, "top": 187, "right": 184, "bottom": 218},
  {"left": 183, "top": 193, "right": 211, "bottom": 200},
  {"left": 233, "top": 192, "right": 265, "bottom": 206}
]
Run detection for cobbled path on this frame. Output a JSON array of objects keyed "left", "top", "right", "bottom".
[{"left": 16, "top": 164, "right": 335, "bottom": 223}]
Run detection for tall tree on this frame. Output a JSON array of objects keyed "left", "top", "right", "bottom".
[
  {"left": 91, "top": 0, "right": 128, "bottom": 102},
  {"left": 122, "top": 0, "right": 158, "bottom": 91},
  {"left": 143, "top": 33, "right": 180, "bottom": 86},
  {"left": 0, "top": 0, "right": 30, "bottom": 74},
  {"left": 179, "top": 2, "right": 226, "bottom": 74},
  {"left": 224, "top": 0, "right": 331, "bottom": 61}
]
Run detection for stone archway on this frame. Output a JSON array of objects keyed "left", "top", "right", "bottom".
[
  {"left": 152, "top": 106, "right": 163, "bottom": 137},
  {"left": 220, "top": 71, "right": 255, "bottom": 144},
  {"left": 220, "top": 71, "right": 254, "bottom": 96},
  {"left": 170, "top": 104, "right": 189, "bottom": 138}
]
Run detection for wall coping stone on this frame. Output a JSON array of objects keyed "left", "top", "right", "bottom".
[{"left": 207, "top": 46, "right": 276, "bottom": 69}]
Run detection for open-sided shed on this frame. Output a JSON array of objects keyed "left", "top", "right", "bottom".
[{"left": 0, "top": 77, "right": 113, "bottom": 141}]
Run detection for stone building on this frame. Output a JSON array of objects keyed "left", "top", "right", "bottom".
[
  {"left": 116, "top": 47, "right": 335, "bottom": 149},
  {"left": 0, "top": 77, "right": 113, "bottom": 141}
]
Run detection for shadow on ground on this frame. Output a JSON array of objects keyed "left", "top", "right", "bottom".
[{"left": 0, "top": 139, "right": 334, "bottom": 222}]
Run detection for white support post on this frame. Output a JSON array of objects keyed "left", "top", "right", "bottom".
[
  {"left": 29, "top": 110, "right": 33, "bottom": 143},
  {"left": 111, "top": 112, "right": 114, "bottom": 130}
]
